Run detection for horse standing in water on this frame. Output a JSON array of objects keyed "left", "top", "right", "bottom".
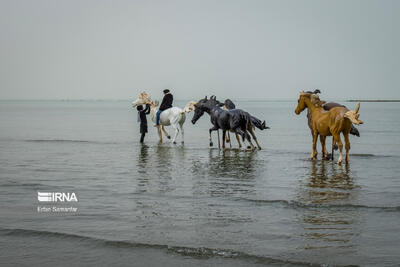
[
  {"left": 295, "top": 91, "right": 363, "bottom": 164},
  {"left": 132, "top": 92, "right": 194, "bottom": 144},
  {"left": 305, "top": 90, "right": 360, "bottom": 160},
  {"left": 191, "top": 96, "right": 267, "bottom": 150},
  {"left": 217, "top": 98, "right": 269, "bottom": 149}
]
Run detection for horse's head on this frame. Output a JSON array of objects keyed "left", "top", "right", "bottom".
[
  {"left": 295, "top": 91, "right": 311, "bottom": 115},
  {"left": 132, "top": 92, "right": 151, "bottom": 108},
  {"left": 191, "top": 97, "right": 207, "bottom": 124},
  {"left": 191, "top": 95, "right": 221, "bottom": 124}
]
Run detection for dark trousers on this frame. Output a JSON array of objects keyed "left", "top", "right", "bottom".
[{"left": 140, "top": 133, "right": 146, "bottom": 143}]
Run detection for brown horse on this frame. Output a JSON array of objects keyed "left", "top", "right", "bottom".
[{"left": 295, "top": 92, "right": 363, "bottom": 164}]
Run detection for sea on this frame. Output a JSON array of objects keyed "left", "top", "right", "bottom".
[{"left": 0, "top": 99, "right": 399, "bottom": 266}]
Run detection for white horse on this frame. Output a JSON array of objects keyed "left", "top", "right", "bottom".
[{"left": 132, "top": 92, "right": 196, "bottom": 144}]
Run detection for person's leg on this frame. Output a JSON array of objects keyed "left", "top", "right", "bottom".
[
  {"left": 156, "top": 110, "right": 162, "bottom": 125},
  {"left": 140, "top": 133, "right": 145, "bottom": 143}
]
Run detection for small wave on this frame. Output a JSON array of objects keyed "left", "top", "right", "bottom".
[
  {"left": 25, "top": 139, "right": 120, "bottom": 145},
  {"left": 350, "top": 153, "right": 396, "bottom": 158},
  {"left": 0, "top": 181, "right": 45, "bottom": 187},
  {"left": 0, "top": 227, "right": 341, "bottom": 267},
  {"left": 271, "top": 150, "right": 398, "bottom": 159},
  {"left": 26, "top": 139, "right": 92, "bottom": 143},
  {"left": 237, "top": 198, "right": 400, "bottom": 212}
]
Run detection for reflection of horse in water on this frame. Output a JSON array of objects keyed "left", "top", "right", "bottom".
[
  {"left": 191, "top": 149, "right": 260, "bottom": 197},
  {"left": 207, "top": 149, "right": 259, "bottom": 178},
  {"left": 301, "top": 160, "right": 355, "bottom": 204},
  {"left": 136, "top": 144, "right": 150, "bottom": 192},
  {"left": 295, "top": 160, "right": 360, "bottom": 253}
]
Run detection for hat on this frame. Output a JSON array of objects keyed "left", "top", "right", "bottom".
[{"left": 163, "top": 89, "right": 170, "bottom": 94}]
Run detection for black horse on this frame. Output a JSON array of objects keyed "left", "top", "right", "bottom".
[
  {"left": 217, "top": 98, "right": 269, "bottom": 148},
  {"left": 191, "top": 96, "right": 266, "bottom": 150},
  {"left": 218, "top": 98, "right": 268, "bottom": 131}
]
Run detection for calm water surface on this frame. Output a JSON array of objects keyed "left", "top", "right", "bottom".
[{"left": 0, "top": 100, "right": 399, "bottom": 266}]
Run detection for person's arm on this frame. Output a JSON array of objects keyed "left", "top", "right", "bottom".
[{"left": 144, "top": 104, "right": 150, "bottom": 114}]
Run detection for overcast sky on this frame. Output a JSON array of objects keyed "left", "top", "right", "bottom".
[{"left": 0, "top": 0, "right": 399, "bottom": 100}]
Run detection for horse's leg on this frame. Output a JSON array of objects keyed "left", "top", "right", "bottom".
[
  {"left": 245, "top": 130, "right": 256, "bottom": 150},
  {"left": 217, "top": 130, "right": 221, "bottom": 150},
  {"left": 235, "top": 132, "right": 242, "bottom": 148},
  {"left": 236, "top": 129, "right": 255, "bottom": 150},
  {"left": 158, "top": 126, "right": 163, "bottom": 143},
  {"left": 333, "top": 133, "right": 343, "bottom": 165},
  {"left": 222, "top": 130, "right": 226, "bottom": 150},
  {"left": 209, "top": 126, "right": 219, "bottom": 147},
  {"left": 344, "top": 133, "right": 350, "bottom": 164},
  {"left": 233, "top": 129, "right": 245, "bottom": 149},
  {"left": 310, "top": 131, "right": 318, "bottom": 159},
  {"left": 226, "top": 132, "right": 230, "bottom": 143},
  {"left": 161, "top": 126, "right": 171, "bottom": 139},
  {"left": 179, "top": 123, "right": 184, "bottom": 144},
  {"left": 171, "top": 123, "right": 179, "bottom": 144},
  {"left": 248, "top": 126, "right": 261, "bottom": 150},
  {"left": 320, "top": 135, "right": 326, "bottom": 159}
]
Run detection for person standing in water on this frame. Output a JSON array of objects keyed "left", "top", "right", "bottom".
[
  {"left": 137, "top": 104, "right": 150, "bottom": 143},
  {"left": 155, "top": 89, "right": 173, "bottom": 127}
]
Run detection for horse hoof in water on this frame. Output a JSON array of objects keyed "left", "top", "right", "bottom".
[
  {"left": 210, "top": 142, "right": 213, "bottom": 147},
  {"left": 167, "top": 136, "right": 171, "bottom": 139}
]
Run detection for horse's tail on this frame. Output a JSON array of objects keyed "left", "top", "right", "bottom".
[
  {"left": 344, "top": 101, "right": 363, "bottom": 125},
  {"left": 236, "top": 111, "right": 253, "bottom": 141},
  {"left": 350, "top": 125, "right": 360, "bottom": 137},
  {"left": 250, "top": 115, "right": 269, "bottom": 130},
  {"left": 242, "top": 112, "right": 252, "bottom": 128},
  {"left": 179, "top": 110, "right": 186, "bottom": 123}
]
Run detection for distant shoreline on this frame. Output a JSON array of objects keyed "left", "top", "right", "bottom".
[{"left": 347, "top": 100, "right": 400, "bottom": 102}]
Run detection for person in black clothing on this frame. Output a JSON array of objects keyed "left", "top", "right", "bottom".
[
  {"left": 137, "top": 104, "right": 150, "bottom": 143},
  {"left": 155, "top": 89, "right": 173, "bottom": 126}
]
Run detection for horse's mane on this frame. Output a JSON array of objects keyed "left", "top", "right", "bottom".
[
  {"left": 300, "top": 91, "right": 324, "bottom": 107},
  {"left": 183, "top": 101, "right": 196, "bottom": 113},
  {"left": 310, "top": 94, "right": 325, "bottom": 107}
]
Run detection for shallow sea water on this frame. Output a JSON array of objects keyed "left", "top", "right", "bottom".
[{"left": 0, "top": 100, "right": 399, "bottom": 266}]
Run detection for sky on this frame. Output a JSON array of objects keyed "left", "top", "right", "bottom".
[{"left": 0, "top": 0, "right": 399, "bottom": 100}]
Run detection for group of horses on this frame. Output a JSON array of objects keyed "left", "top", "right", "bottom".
[{"left": 132, "top": 91, "right": 363, "bottom": 165}]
